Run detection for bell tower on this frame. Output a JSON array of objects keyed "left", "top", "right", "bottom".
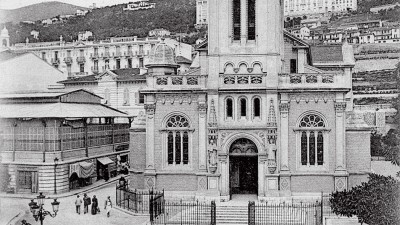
[
  {"left": 0, "top": 26, "right": 10, "bottom": 48},
  {"left": 207, "top": 0, "right": 284, "bottom": 90}
]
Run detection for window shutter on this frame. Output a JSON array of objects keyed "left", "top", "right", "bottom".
[{"left": 135, "top": 91, "right": 139, "bottom": 104}]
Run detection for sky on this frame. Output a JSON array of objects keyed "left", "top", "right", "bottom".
[{"left": 0, "top": 0, "right": 132, "bottom": 9}]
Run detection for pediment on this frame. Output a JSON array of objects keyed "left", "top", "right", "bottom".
[{"left": 96, "top": 70, "right": 118, "bottom": 81}]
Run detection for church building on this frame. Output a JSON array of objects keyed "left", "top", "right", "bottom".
[{"left": 130, "top": 0, "right": 372, "bottom": 201}]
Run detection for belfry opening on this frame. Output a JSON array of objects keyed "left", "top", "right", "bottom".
[{"left": 229, "top": 138, "right": 258, "bottom": 195}]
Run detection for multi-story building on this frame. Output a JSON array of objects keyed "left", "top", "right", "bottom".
[
  {"left": 11, "top": 36, "right": 193, "bottom": 78},
  {"left": 129, "top": 0, "right": 372, "bottom": 201},
  {"left": 284, "top": 0, "right": 357, "bottom": 16},
  {"left": 123, "top": 0, "right": 156, "bottom": 11},
  {"left": 196, "top": 0, "right": 208, "bottom": 26},
  {"left": 0, "top": 90, "right": 130, "bottom": 194}
]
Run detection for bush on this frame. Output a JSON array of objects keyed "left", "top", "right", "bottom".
[{"left": 330, "top": 174, "right": 400, "bottom": 225}]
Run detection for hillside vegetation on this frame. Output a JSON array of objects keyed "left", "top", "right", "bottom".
[
  {"left": 2, "top": 0, "right": 196, "bottom": 44},
  {"left": 0, "top": 1, "right": 87, "bottom": 23}
]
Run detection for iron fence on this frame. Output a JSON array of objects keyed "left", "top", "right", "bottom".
[
  {"left": 115, "top": 184, "right": 164, "bottom": 214},
  {"left": 249, "top": 201, "right": 322, "bottom": 225},
  {"left": 151, "top": 200, "right": 216, "bottom": 225}
]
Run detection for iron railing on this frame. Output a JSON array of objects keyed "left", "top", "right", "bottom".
[
  {"left": 248, "top": 201, "right": 322, "bottom": 225},
  {"left": 151, "top": 200, "right": 216, "bottom": 225},
  {"left": 116, "top": 185, "right": 164, "bottom": 214}
]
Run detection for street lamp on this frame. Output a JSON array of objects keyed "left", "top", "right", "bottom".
[
  {"left": 54, "top": 157, "right": 59, "bottom": 194},
  {"left": 28, "top": 193, "right": 60, "bottom": 225}
]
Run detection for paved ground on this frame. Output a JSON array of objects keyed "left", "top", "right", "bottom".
[{"left": 0, "top": 182, "right": 149, "bottom": 225}]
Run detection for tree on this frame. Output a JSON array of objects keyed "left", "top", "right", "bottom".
[
  {"left": 370, "top": 131, "right": 384, "bottom": 156},
  {"left": 330, "top": 174, "right": 400, "bottom": 225}
]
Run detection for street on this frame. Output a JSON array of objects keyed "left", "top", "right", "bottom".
[{"left": 0, "top": 183, "right": 149, "bottom": 225}]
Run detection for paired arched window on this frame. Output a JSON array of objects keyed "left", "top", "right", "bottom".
[
  {"left": 299, "top": 114, "right": 325, "bottom": 166},
  {"left": 225, "top": 97, "right": 261, "bottom": 120},
  {"left": 253, "top": 97, "right": 260, "bottom": 118},
  {"left": 240, "top": 98, "right": 247, "bottom": 117},
  {"left": 232, "top": 0, "right": 256, "bottom": 40},
  {"left": 226, "top": 98, "right": 233, "bottom": 118},
  {"left": 166, "top": 115, "right": 190, "bottom": 165}
]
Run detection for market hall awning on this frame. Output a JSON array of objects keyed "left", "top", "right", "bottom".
[
  {"left": 70, "top": 161, "right": 95, "bottom": 178},
  {"left": 97, "top": 157, "right": 114, "bottom": 165},
  {"left": 0, "top": 102, "right": 128, "bottom": 118}
]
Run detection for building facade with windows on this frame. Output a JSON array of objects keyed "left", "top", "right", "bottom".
[
  {"left": 196, "top": 0, "right": 209, "bottom": 26},
  {"left": 130, "top": 0, "right": 372, "bottom": 201},
  {"left": 0, "top": 90, "right": 130, "bottom": 194},
  {"left": 284, "top": 0, "right": 357, "bottom": 16},
  {"left": 11, "top": 36, "right": 192, "bottom": 79}
]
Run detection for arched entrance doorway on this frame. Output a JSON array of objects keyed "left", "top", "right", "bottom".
[{"left": 229, "top": 138, "right": 258, "bottom": 195}]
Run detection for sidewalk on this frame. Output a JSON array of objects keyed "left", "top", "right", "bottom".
[{"left": 0, "top": 174, "right": 128, "bottom": 200}]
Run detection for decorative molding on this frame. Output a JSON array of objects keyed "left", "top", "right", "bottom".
[
  {"left": 289, "top": 93, "right": 334, "bottom": 103},
  {"left": 198, "top": 177, "right": 207, "bottom": 191},
  {"left": 280, "top": 177, "right": 290, "bottom": 191},
  {"left": 198, "top": 102, "right": 207, "bottom": 115},
  {"left": 334, "top": 177, "right": 347, "bottom": 192},
  {"left": 144, "top": 103, "right": 156, "bottom": 116},
  {"left": 267, "top": 99, "right": 277, "bottom": 127},
  {"left": 279, "top": 103, "right": 290, "bottom": 113},
  {"left": 146, "top": 177, "right": 155, "bottom": 189},
  {"left": 334, "top": 102, "right": 347, "bottom": 112},
  {"left": 156, "top": 94, "right": 198, "bottom": 105}
]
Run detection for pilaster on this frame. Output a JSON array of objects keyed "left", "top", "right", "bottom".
[
  {"left": 334, "top": 102, "right": 346, "bottom": 172},
  {"left": 218, "top": 153, "right": 229, "bottom": 201},
  {"left": 279, "top": 102, "right": 290, "bottom": 172},
  {"left": 198, "top": 100, "right": 208, "bottom": 172},
  {"left": 144, "top": 102, "right": 156, "bottom": 173}
]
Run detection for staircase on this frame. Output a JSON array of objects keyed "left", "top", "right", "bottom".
[{"left": 216, "top": 205, "right": 248, "bottom": 225}]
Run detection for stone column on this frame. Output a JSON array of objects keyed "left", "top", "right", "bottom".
[
  {"left": 258, "top": 153, "right": 267, "bottom": 197},
  {"left": 218, "top": 153, "right": 229, "bottom": 201},
  {"left": 145, "top": 103, "right": 156, "bottom": 172},
  {"left": 198, "top": 101, "right": 207, "bottom": 172},
  {"left": 334, "top": 102, "right": 346, "bottom": 172},
  {"left": 279, "top": 102, "right": 290, "bottom": 172}
]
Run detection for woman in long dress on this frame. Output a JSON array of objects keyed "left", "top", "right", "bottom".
[
  {"left": 104, "top": 196, "right": 112, "bottom": 217},
  {"left": 91, "top": 195, "right": 98, "bottom": 215}
]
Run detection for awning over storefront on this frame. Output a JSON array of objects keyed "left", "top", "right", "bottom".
[
  {"left": 70, "top": 161, "right": 94, "bottom": 178},
  {"left": 97, "top": 157, "right": 114, "bottom": 165}
]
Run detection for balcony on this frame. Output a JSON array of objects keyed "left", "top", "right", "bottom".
[
  {"left": 113, "top": 52, "right": 123, "bottom": 58},
  {"left": 91, "top": 66, "right": 99, "bottom": 74},
  {"left": 278, "top": 73, "right": 350, "bottom": 90},
  {"left": 219, "top": 74, "right": 267, "bottom": 90},
  {"left": 76, "top": 56, "right": 86, "bottom": 64},
  {"left": 71, "top": 72, "right": 88, "bottom": 77},
  {"left": 90, "top": 53, "right": 99, "bottom": 59},
  {"left": 51, "top": 58, "right": 60, "bottom": 65},
  {"left": 152, "top": 74, "right": 207, "bottom": 89},
  {"left": 124, "top": 51, "right": 134, "bottom": 58},
  {"left": 101, "top": 52, "right": 111, "bottom": 59},
  {"left": 64, "top": 57, "right": 73, "bottom": 64}
]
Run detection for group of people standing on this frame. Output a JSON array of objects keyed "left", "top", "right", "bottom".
[{"left": 75, "top": 194, "right": 113, "bottom": 217}]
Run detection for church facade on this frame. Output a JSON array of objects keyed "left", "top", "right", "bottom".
[{"left": 130, "top": 0, "right": 372, "bottom": 201}]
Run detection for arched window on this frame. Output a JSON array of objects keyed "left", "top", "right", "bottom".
[
  {"left": 226, "top": 98, "right": 233, "bottom": 118},
  {"left": 299, "top": 114, "right": 326, "bottom": 166},
  {"left": 240, "top": 98, "right": 247, "bottom": 118},
  {"left": 232, "top": 0, "right": 241, "bottom": 40},
  {"left": 166, "top": 115, "right": 190, "bottom": 165},
  {"left": 248, "top": 0, "right": 256, "bottom": 40},
  {"left": 253, "top": 97, "right": 260, "bottom": 118},
  {"left": 123, "top": 88, "right": 130, "bottom": 106}
]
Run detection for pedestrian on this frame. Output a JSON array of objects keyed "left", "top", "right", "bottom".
[
  {"left": 104, "top": 196, "right": 112, "bottom": 217},
  {"left": 91, "top": 195, "right": 98, "bottom": 215},
  {"left": 75, "top": 195, "right": 82, "bottom": 214},
  {"left": 83, "top": 193, "right": 91, "bottom": 214}
]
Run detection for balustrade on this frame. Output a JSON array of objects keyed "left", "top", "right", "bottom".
[
  {"left": 278, "top": 73, "right": 343, "bottom": 89},
  {"left": 220, "top": 74, "right": 265, "bottom": 86},
  {"left": 155, "top": 75, "right": 205, "bottom": 87}
]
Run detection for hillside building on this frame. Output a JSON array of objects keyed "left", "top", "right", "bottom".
[
  {"left": 123, "top": 0, "right": 156, "bottom": 11},
  {"left": 11, "top": 36, "right": 192, "bottom": 79},
  {"left": 129, "top": 0, "right": 372, "bottom": 201},
  {"left": 196, "top": 0, "right": 208, "bottom": 26},
  {"left": 284, "top": 0, "right": 357, "bottom": 16}
]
